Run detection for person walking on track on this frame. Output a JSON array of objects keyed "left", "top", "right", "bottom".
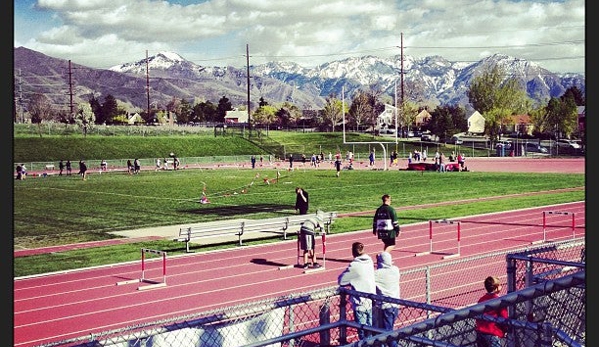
[{"left": 373, "top": 194, "right": 401, "bottom": 253}]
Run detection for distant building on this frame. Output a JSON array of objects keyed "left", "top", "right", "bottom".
[
  {"left": 127, "top": 113, "right": 144, "bottom": 125},
  {"left": 375, "top": 104, "right": 398, "bottom": 132},
  {"left": 225, "top": 108, "right": 249, "bottom": 123},
  {"left": 507, "top": 114, "right": 534, "bottom": 135},
  {"left": 414, "top": 109, "right": 432, "bottom": 127},
  {"left": 467, "top": 111, "right": 485, "bottom": 134}
]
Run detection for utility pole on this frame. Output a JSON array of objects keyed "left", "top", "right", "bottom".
[
  {"left": 68, "top": 60, "right": 74, "bottom": 119},
  {"left": 400, "top": 32, "right": 404, "bottom": 105},
  {"left": 146, "top": 50, "right": 151, "bottom": 122},
  {"left": 246, "top": 44, "right": 251, "bottom": 137}
]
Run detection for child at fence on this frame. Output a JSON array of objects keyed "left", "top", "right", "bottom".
[{"left": 475, "top": 276, "right": 508, "bottom": 347}]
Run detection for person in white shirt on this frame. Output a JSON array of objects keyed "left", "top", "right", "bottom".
[
  {"left": 374, "top": 252, "right": 400, "bottom": 347},
  {"left": 338, "top": 242, "right": 376, "bottom": 340}
]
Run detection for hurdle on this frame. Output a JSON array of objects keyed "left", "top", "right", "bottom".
[
  {"left": 304, "top": 232, "right": 326, "bottom": 274},
  {"left": 278, "top": 231, "right": 326, "bottom": 273},
  {"left": 415, "top": 219, "right": 461, "bottom": 259},
  {"left": 116, "top": 248, "right": 167, "bottom": 290},
  {"left": 534, "top": 211, "right": 576, "bottom": 244}
]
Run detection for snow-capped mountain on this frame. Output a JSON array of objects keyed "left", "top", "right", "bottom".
[{"left": 14, "top": 46, "right": 585, "bottom": 112}]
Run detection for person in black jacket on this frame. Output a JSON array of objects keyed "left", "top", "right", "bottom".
[
  {"left": 373, "top": 194, "right": 401, "bottom": 252},
  {"left": 295, "top": 187, "right": 309, "bottom": 215}
]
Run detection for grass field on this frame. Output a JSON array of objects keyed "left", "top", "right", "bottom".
[{"left": 14, "top": 167, "right": 584, "bottom": 277}]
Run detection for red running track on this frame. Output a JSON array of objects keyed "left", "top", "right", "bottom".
[{"left": 14, "top": 202, "right": 585, "bottom": 347}]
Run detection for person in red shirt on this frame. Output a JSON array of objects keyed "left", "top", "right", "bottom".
[{"left": 475, "top": 276, "right": 508, "bottom": 347}]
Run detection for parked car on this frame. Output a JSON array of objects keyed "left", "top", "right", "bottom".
[
  {"left": 447, "top": 135, "right": 463, "bottom": 145},
  {"left": 421, "top": 132, "right": 439, "bottom": 142},
  {"left": 496, "top": 140, "right": 513, "bottom": 150},
  {"left": 556, "top": 139, "right": 581, "bottom": 150},
  {"left": 524, "top": 142, "right": 548, "bottom": 153}
]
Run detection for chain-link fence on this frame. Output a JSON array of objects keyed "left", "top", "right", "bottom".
[{"left": 34, "top": 239, "right": 584, "bottom": 347}]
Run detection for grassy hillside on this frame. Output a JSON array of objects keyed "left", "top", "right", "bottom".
[{"left": 14, "top": 124, "right": 489, "bottom": 163}]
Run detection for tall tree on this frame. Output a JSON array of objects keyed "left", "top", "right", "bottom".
[
  {"left": 348, "top": 90, "right": 372, "bottom": 132},
  {"left": 74, "top": 102, "right": 95, "bottom": 137},
  {"left": 216, "top": 96, "right": 233, "bottom": 123},
  {"left": 468, "top": 65, "right": 530, "bottom": 140},
  {"left": 561, "top": 86, "right": 585, "bottom": 106},
  {"left": 28, "top": 93, "right": 55, "bottom": 138},
  {"left": 321, "top": 94, "right": 344, "bottom": 132},
  {"left": 100, "top": 94, "right": 118, "bottom": 125}
]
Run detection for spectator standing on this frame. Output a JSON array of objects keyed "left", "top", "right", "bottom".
[
  {"left": 77, "top": 160, "right": 84, "bottom": 176},
  {"left": 80, "top": 160, "right": 88, "bottom": 180},
  {"left": 295, "top": 187, "right": 309, "bottom": 215},
  {"left": 66, "top": 160, "right": 72, "bottom": 175},
  {"left": 438, "top": 153, "right": 446, "bottom": 172},
  {"left": 338, "top": 242, "right": 376, "bottom": 340},
  {"left": 458, "top": 153, "right": 466, "bottom": 171},
  {"left": 369, "top": 150, "right": 376, "bottom": 167},
  {"left": 335, "top": 158, "right": 342, "bottom": 177},
  {"left": 100, "top": 159, "right": 107, "bottom": 172},
  {"left": 298, "top": 212, "right": 324, "bottom": 269},
  {"left": 126, "top": 160, "right": 133, "bottom": 175},
  {"left": 155, "top": 158, "right": 161, "bottom": 171},
  {"left": 58, "top": 160, "right": 64, "bottom": 176},
  {"left": 374, "top": 252, "right": 400, "bottom": 347},
  {"left": 288, "top": 153, "right": 294, "bottom": 170},
  {"left": 15, "top": 164, "right": 23, "bottom": 180},
  {"left": 251, "top": 155, "right": 256, "bottom": 169},
  {"left": 475, "top": 276, "right": 508, "bottom": 347},
  {"left": 422, "top": 149, "right": 427, "bottom": 162},
  {"left": 134, "top": 158, "right": 141, "bottom": 174},
  {"left": 373, "top": 194, "right": 401, "bottom": 253}
]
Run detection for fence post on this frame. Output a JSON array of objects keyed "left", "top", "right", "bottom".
[
  {"left": 339, "top": 292, "right": 348, "bottom": 344},
  {"left": 319, "top": 301, "right": 331, "bottom": 345}
]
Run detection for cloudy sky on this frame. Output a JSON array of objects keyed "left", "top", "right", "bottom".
[{"left": 14, "top": 0, "right": 585, "bottom": 74}]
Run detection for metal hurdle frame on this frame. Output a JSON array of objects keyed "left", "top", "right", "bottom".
[
  {"left": 415, "top": 219, "right": 461, "bottom": 259},
  {"left": 116, "top": 248, "right": 168, "bottom": 290},
  {"left": 536, "top": 210, "right": 576, "bottom": 243},
  {"left": 278, "top": 230, "right": 326, "bottom": 273}
]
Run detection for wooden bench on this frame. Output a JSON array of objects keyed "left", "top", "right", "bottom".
[{"left": 174, "top": 211, "right": 338, "bottom": 252}]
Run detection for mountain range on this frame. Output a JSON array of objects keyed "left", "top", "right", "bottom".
[{"left": 13, "top": 46, "right": 585, "bottom": 114}]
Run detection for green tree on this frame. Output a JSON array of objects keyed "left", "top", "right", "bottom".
[
  {"left": 321, "top": 94, "right": 344, "bottom": 132},
  {"left": 193, "top": 101, "right": 217, "bottom": 123},
  {"left": 276, "top": 101, "right": 302, "bottom": 128},
  {"left": 177, "top": 99, "right": 193, "bottom": 124},
  {"left": 88, "top": 96, "right": 102, "bottom": 124},
  {"left": 467, "top": 66, "right": 530, "bottom": 140},
  {"left": 429, "top": 105, "right": 467, "bottom": 140},
  {"left": 348, "top": 90, "right": 372, "bottom": 132},
  {"left": 543, "top": 96, "right": 578, "bottom": 139},
  {"left": 216, "top": 96, "right": 233, "bottom": 123},
  {"left": 27, "top": 93, "right": 55, "bottom": 138},
  {"left": 252, "top": 105, "right": 277, "bottom": 135},
  {"left": 74, "top": 102, "right": 95, "bottom": 137},
  {"left": 561, "top": 86, "right": 585, "bottom": 106},
  {"left": 100, "top": 94, "right": 118, "bottom": 125}
]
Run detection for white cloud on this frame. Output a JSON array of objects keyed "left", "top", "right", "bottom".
[{"left": 15, "top": 0, "right": 585, "bottom": 73}]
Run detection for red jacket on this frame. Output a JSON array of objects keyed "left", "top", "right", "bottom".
[{"left": 475, "top": 292, "right": 508, "bottom": 337}]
